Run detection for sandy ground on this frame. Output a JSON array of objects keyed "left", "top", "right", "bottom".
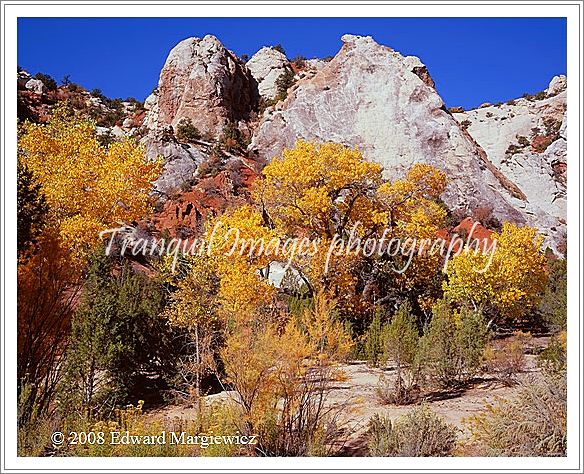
[{"left": 147, "top": 335, "right": 550, "bottom": 456}]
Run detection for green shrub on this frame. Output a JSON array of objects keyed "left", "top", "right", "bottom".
[
  {"left": 274, "top": 69, "right": 296, "bottom": 102},
  {"left": 534, "top": 90, "right": 547, "bottom": 100},
  {"left": 33, "top": 72, "right": 57, "bottom": 91},
  {"left": 175, "top": 117, "right": 201, "bottom": 143},
  {"left": 538, "top": 257, "right": 567, "bottom": 332},
  {"left": 272, "top": 43, "right": 286, "bottom": 56},
  {"left": 460, "top": 119, "right": 472, "bottom": 130},
  {"left": 367, "top": 405, "right": 457, "bottom": 456},
  {"left": 538, "top": 333, "right": 567, "bottom": 373},
  {"left": 68, "top": 82, "right": 83, "bottom": 92},
  {"left": 197, "top": 153, "right": 223, "bottom": 179},
  {"left": 419, "top": 299, "right": 489, "bottom": 388},
  {"left": 381, "top": 302, "right": 421, "bottom": 404},
  {"left": 219, "top": 121, "right": 249, "bottom": 152},
  {"left": 90, "top": 88, "right": 105, "bottom": 100},
  {"left": 517, "top": 135, "right": 530, "bottom": 147},
  {"left": 292, "top": 54, "right": 306, "bottom": 68},
  {"left": 362, "top": 312, "right": 388, "bottom": 367},
  {"left": 506, "top": 143, "right": 524, "bottom": 156},
  {"left": 60, "top": 250, "right": 179, "bottom": 417}
]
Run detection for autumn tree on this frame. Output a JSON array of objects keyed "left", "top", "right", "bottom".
[
  {"left": 255, "top": 141, "right": 384, "bottom": 239},
  {"left": 162, "top": 255, "right": 221, "bottom": 398},
  {"left": 220, "top": 292, "right": 351, "bottom": 455},
  {"left": 254, "top": 141, "right": 448, "bottom": 320},
  {"left": 208, "top": 205, "right": 278, "bottom": 320},
  {"left": 17, "top": 229, "right": 80, "bottom": 426},
  {"left": 18, "top": 106, "right": 161, "bottom": 263},
  {"left": 18, "top": 107, "right": 161, "bottom": 424},
  {"left": 374, "top": 163, "right": 448, "bottom": 312},
  {"left": 443, "top": 222, "right": 548, "bottom": 321}
]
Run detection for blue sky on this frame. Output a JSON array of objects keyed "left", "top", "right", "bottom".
[{"left": 18, "top": 18, "right": 566, "bottom": 109}]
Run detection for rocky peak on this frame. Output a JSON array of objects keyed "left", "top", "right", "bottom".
[
  {"left": 251, "top": 34, "right": 525, "bottom": 226},
  {"left": 146, "top": 34, "right": 259, "bottom": 137},
  {"left": 246, "top": 46, "right": 293, "bottom": 100}
]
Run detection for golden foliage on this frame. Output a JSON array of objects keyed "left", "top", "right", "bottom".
[
  {"left": 255, "top": 142, "right": 449, "bottom": 314},
  {"left": 220, "top": 292, "right": 352, "bottom": 455},
  {"left": 18, "top": 107, "right": 161, "bottom": 262},
  {"left": 254, "top": 140, "right": 384, "bottom": 237},
  {"left": 443, "top": 222, "right": 548, "bottom": 319}
]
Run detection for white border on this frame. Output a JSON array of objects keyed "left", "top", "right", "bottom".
[{"left": 2, "top": 1, "right": 582, "bottom": 472}]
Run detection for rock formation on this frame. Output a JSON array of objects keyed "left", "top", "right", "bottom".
[
  {"left": 453, "top": 76, "right": 567, "bottom": 250},
  {"left": 44, "top": 32, "right": 563, "bottom": 250},
  {"left": 246, "top": 47, "right": 293, "bottom": 100},
  {"left": 141, "top": 130, "right": 207, "bottom": 197},
  {"left": 144, "top": 35, "right": 258, "bottom": 137},
  {"left": 250, "top": 34, "right": 526, "bottom": 226}
]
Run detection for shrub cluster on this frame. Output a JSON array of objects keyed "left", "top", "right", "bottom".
[{"left": 367, "top": 405, "right": 457, "bottom": 456}]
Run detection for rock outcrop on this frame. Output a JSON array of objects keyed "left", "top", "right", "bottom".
[
  {"left": 246, "top": 47, "right": 292, "bottom": 100},
  {"left": 453, "top": 76, "right": 567, "bottom": 250},
  {"left": 17, "top": 70, "right": 45, "bottom": 94},
  {"left": 135, "top": 34, "right": 567, "bottom": 250},
  {"left": 547, "top": 75, "right": 567, "bottom": 97},
  {"left": 144, "top": 35, "right": 259, "bottom": 137},
  {"left": 251, "top": 34, "right": 526, "bottom": 225},
  {"left": 141, "top": 130, "right": 208, "bottom": 197}
]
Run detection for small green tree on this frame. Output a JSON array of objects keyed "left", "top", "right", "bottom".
[
  {"left": 384, "top": 302, "right": 420, "bottom": 403},
  {"left": 175, "top": 117, "right": 201, "bottom": 143},
  {"left": 275, "top": 69, "right": 295, "bottom": 102},
  {"left": 219, "top": 121, "right": 249, "bottom": 151},
  {"left": 419, "top": 299, "right": 489, "bottom": 388},
  {"left": 363, "top": 312, "right": 387, "bottom": 367},
  {"left": 17, "top": 159, "right": 49, "bottom": 258},
  {"left": 538, "top": 257, "right": 567, "bottom": 332},
  {"left": 33, "top": 72, "right": 57, "bottom": 91},
  {"left": 60, "top": 250, "right": 177, "bottom": 416},
  {"left": 272, "top": 43, "right": 286, "bottom": 56}
]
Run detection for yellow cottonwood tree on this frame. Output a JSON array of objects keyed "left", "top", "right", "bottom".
[
  {"left": 254, "top": 141, "right": 385, "bottom": 238},
  {"left": 254, "top": 142, "right": 449, "bottom": 315},
  {"left": 443, "top": 222, "right": 548, "bottom": 319},
  {"left": 18, "top": 107, "right": 161, "bottom": 262},
  {"left": 166, "top": 143, "right": 451, "bottom": 333},
  {"left": 207, "top": 205, "right": 277, "bottom": 319}
]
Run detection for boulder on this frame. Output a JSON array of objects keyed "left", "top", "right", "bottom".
[
  {"left": 546, "top": 75, "right": 567, "bottom": 97},
  {"left": 25, "top": 78, "right": 45, "bottom": 95}
]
